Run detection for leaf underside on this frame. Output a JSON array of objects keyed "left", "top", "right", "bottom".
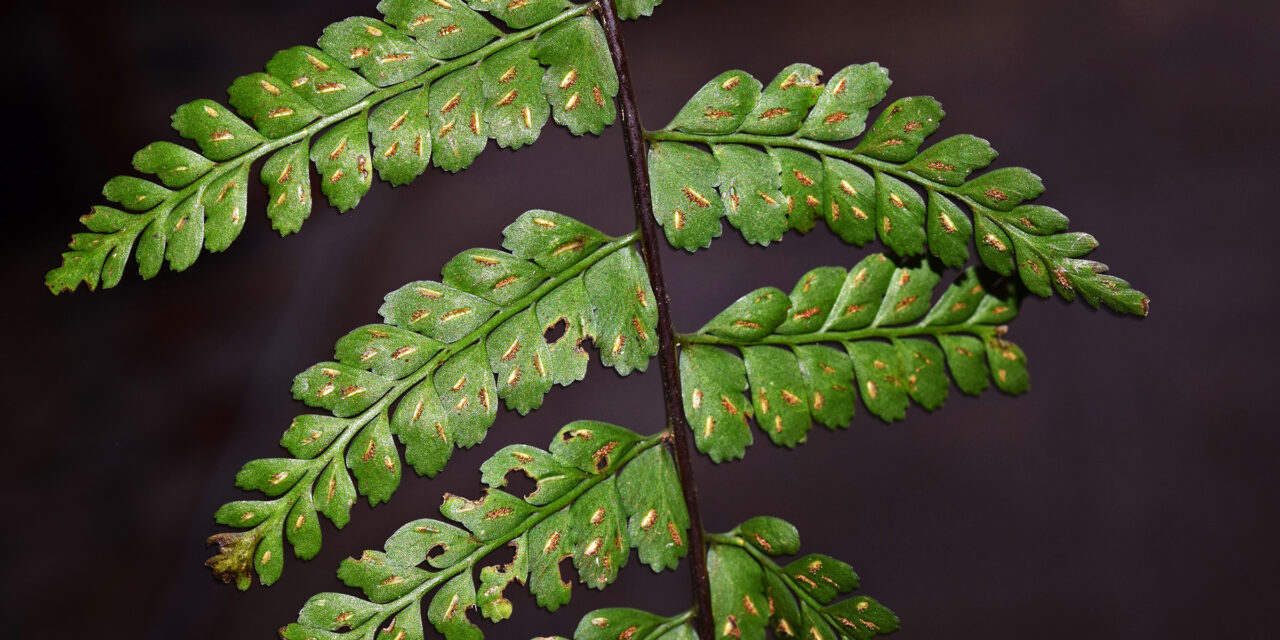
[
  {"left": 207, "top": 210, "right": 658, "bottom": 589},
  {"left": 681, "top": 254, "right": 1029, "bottom": 462},
  {"left": 46, "top": 1, "right": 649, "bottom": 294},
  {"left": 648, "top": 63, "right": 1148, "bottom": 316},
  {"left": 280, "top": 421, "right": 691, "bottom": 640}
]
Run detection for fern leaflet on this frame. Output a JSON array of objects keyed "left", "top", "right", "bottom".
[
  {"left": 46, "top": 1, "right": 634, "bottom": 294},
  {"left": 279, "top": 421, "right": 689, "bottom": 640},
  {"left": 207, "top": 210, "right": 658, "bottom": 589},
  {"left": 678, "top": 254, "right": 1026, "bottom": 461},
  {"left": 646, "top": 63, "right": 1149, "bottom": 316}
]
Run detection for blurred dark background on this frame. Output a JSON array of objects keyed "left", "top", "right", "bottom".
[{"left": 3, "top": 0, "right": 1277, "bottom": 637}]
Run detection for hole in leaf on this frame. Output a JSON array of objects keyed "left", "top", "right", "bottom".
[
  {"left": 557, "top": 553, "right": 581, "bottom": 585},
  {"left": 427, "top": 543, "right": 447, "bottom": 560},
  {"left": 484, "top": 540, "right": 520, "bottom": 568},
  {"left": 543, "top": 318, "right": 568, "bottom": 344},
  {"left": 594, "top": 453, "right": 610, "bottom": 474},
  {"left": 503, "top": 469, "right": 539, "bottom": 501}
]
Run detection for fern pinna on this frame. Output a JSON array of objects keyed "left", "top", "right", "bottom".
[{"left": 47, "top": 1, "right": 1148, "bottom": 640}]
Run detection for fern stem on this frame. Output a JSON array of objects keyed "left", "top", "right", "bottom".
[
  {"left": 675, "top": 323, "right": 1000, "bottom": 347},
  {"left": 595, "top": 3, "right": 716, "bottom": 639}
]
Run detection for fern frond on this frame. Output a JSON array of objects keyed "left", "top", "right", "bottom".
[
  {"left": 677, "top": 254, "right": 1026, "bottom": 461},
  {"left": 278, "top": 421, "right": 690, "bottom": 640},
  {"left": 645, "top": 63, "right": 1149, "bottom": 316},
  {"left": 543, "top": 608, "right": 697, "bottom": 640},
  {"left": 206, "top": 211, "right": 659, "bottom": 589},
  {"left": 46, "top": 1, "right": 631, "bottom": 294},
  {"left": 707, "top": 518, "right": 899, "bottom": 640}
]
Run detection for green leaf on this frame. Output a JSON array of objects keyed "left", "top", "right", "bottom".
[
  {"left": 380, "top": 281, "right": 500, "bottom": 343},
  {"left": 291, "top": 362, "right": 393, "bottom": 418},
  {"left": 503, "top": 209, "right": 610, "bottom": 271},
  {"left": 905, "top": 134, "right": 997, "bottom": 186},
  {"left": 172, "top": 99, "right": 266, "bottom": 161},
  {"left": 319, "top": 17, "right": 434, "bottom": 87},
  {"left": 825, "top": 597, "right": 900, "bottom": 639},
  {"left": 799, "top": 63, "right": 891, "bottom": 141},
  {"left": 481, "top": 445, "right": 587, "bottom": 505},
  {"left": 379, "top": 0, "right": 502, "bottom": 59},
  {"left": 470, "top": 0, "right": 572, "bottom": 29},
  {"left": 338, "top": 550, "right": 430, "bottom": 602},
  {"left": 429, "top": 572, "right": 483, "bottom": 640},
  {"left": 481, "top": 42, "right": 551, "bottom": 150},
  {"left": 312, "top": 110, "right": 373, "bottom": 212},
  {"left": 315, "top": 457, "right": 357, "bottom": 527},
  {"left": 873, "top": 171, "right": 926, "bottom": 256},
  {"left": 386, "top": 519, "right": 478, "bottom": 569},
  {"left": 709, "top": 545, "right": 770, "bottom": 640},
  {"left": 432, "top": 342, "right": 499, "bottom": 447},
  {"left": 741, "top": 63, "right": 823, "bottom": 136},
  {"left": 265, "top": 46, "right": 376, "bottom": 114},
  {"left": 773, "top": 148, "right": 825, "bottom": 233},
  {"left": 736, "top": 516, "right": 801, "bottom": 557},
  {"left": 795, "top": 345, "right": 856, "bottom": 428},
  {"left": 783, "top": 554, "right": 859, "bottom": 605},
  {"left": 443, "top": 248, "right": 549, "bottom": 305},
  {"left": 202, "top": 163, "right": 252, "bottom": 252},
  {"left": 743, "top": 346, "right": 811, "bottom": 447},
  {"left": 822, "top": 157, "right": 877, "bottom": 246},
  {"left": 335, "top": 324, "right": 443, "bottom": 380},
  {"left": 370, "top": 87, "right": 432, "bottom": 186},
  {"left": 442, "top": 489, "right": 537, "bottom": 541},
  {"left": 649, "top": 142, "right": 725, "bottom": 250},
  {"left": 775, "top": 266, "right": 846, "bottom": 335},
  {"left": 261, "top": 141, "right": 313, "bottom": 235},
  {"left": 477, "top": 536, "right": 529, "bottom": 622},
  {"left": 575, "top": 609, "right": 665, "bottom": 640},
  {"left": 529, "top": 508, "right": 574, "bottom": 612},
  {"left": 669, "top": 70, "right": 762, "bottom": 135},
  {"left": 681, "top": 344, "right": 752, "bottom": 463},
  {"left": 486, "top": 310, "right": 555, "bottom": 414},
  {"left": 618, "top": 446, "right": 690, "bottom": 571},
  {"left": 714, "top": 145, "right": 788, "bottom": 245},
  {"left": 431, "top": 66, "right": 488, "bottom": 172},
  {"left": 345, "top": 409, "right": 401, "bottom": 506},
  {"left": 550, "top": 420, "right": 643, "bottom": 475},
  {"left": 533, "top": 16, "right": 617, "bottom": 135},
  {"left": 855, "top": 96, "right": 944, "bottom": 162},
  {"left": 570, "top": 477, "right": 630, "bottom": 588},
  {"left": 614, "top": 0, "right": 665, "bottom": 20},
  {"left": 584, "top": 248, "right": 659, "bottom": 375},
  {"left": 228, "top": 73, "right": 323, "bottom": 139},
  {"left": 925, "top": 189, "right": 972, "bottom": 268},
  {"left": 700, "top": 287, "right": 790, "bottom": 342},
  {"left": 132, "top": 141, "right": 214, "bottom": 187}
]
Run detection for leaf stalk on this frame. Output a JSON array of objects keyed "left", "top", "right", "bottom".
[{"left": 595, "top": 3, "right": 716, "bottom": 639}]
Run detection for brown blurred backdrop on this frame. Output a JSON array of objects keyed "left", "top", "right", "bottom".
[{"left": 3, "top": 0, "right": 1278, "bottom": 638}]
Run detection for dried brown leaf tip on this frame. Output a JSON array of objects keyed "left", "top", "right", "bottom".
[{"left": 205, "top": 530, "right": 261, "bottom": 590}]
